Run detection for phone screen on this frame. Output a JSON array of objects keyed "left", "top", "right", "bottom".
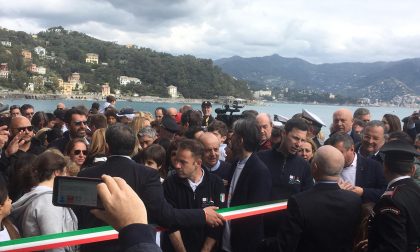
[{"left": 53, "top": 176, "right": 103, "bottom": 209}]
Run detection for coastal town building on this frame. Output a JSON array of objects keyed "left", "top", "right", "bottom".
[
  {"left": 85, "top": 53, "right": 99, "bottom": 64},
  {"left": 119, "top": 76, "right": 141, "bottom": 85},
  {"left": 26, "top": 83, "right": 34, "bottom": 92},
  {"left": 253, "top": 90, "right": 272, "bottom": 99},
  {"left": 36, "top": 66, "right": 46, "bottom": 75},
  {"left": 125, "top": 44, "right": 138, "bottom": 49},
  {"left": 22, "top": 49, "right": 32, "bottom": 61},
  {"left": 0, "top": 63, "right": 9, "bottom": 79},
  {"left": 102, "top": 83, "right": 111, "bottom": 96},
  {"left": 61, "top": 82, "right": 73, "bottom": 96},
  {"left": 0, "top": 41, "right": 11, "bottom": 47},
  {"left": 34, "top": 46, "right": 46, "bottom": 57},
  {"left": 167, "top": 85, "right": 178, "bottom": 98}
]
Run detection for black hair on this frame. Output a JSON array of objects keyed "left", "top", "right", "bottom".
[
  {"left": 20, "top": 104, "right": 34, "bottom": 114},
  {"left": 327, "top": 132, "right": 354, "bottom": 150},
  {"left": 208, "top": 120, "right": 228, "bottom": 137},
  {"left": 106, "top": 124, "right": 136, "bottom": 155},
  {"left": 232, "top": 118, "right": 261, "bottom": 152},
  {"left": 143, "top": 144, "right": 166, "bottom": 168},
  {"left": 383, "top": 114, "right": 402, "bottom": 133},
  {"left": 184, "top": 126, "right": 204, "bottom": 139},
  {"left": 387, "top": 131, "right": 413, "bottom": 144},
  {"left": 64, "top": 107, "right": 87, "bottom": 124},
  {"left": 181, "top": 110, "right": 202, "bottom": 127},
  {"left": 0, "top": 175, "right": 8, "bottom": 204},
  {"left": 284, "top": 118, "right": 309, "bottom": 133},
  {"left": 178, "top": 138, "right": 204, "bottom": 159}
]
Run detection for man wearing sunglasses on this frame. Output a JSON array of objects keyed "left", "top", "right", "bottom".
[
  {"left": 48, "top": 107, "right": 89, "bottom": 153},
  {"left": 0, "top": 116, "right": 45, "bottom": 176}
]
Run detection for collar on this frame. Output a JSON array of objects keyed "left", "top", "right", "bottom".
[
  {"left": 344, "top": 153, "right": 357, "bottom": 169},
  {"left": 208, "top": 160, "right": 221, "bottom": 172},
  {"left": 108, "top": 155, "right": 132, "bottom": 160},
  {"left": 387, "top": 176, "right": 411, "bottom": 189},
  {"left": 188, "top": 168, "right": 205, "bottom": 186}
]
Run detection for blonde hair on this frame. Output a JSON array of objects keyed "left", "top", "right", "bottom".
[{"left": 89, "top": 128, "right": 108, "bottom": 156}]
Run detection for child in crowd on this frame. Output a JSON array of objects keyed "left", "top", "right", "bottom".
[
  {"left": 207, "top": 120, "right": 229, "bottom": 161},
  {"left": 141, "top": 144, "right": 166, "bottom": 183},
  {"left": 0, "top": 176, "right": 20, "bottom": 241}
]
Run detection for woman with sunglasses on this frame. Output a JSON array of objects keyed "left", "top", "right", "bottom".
[{"left": 66, "top": 138, "right": 88, "bottom": 174}]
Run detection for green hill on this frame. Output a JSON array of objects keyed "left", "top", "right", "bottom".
[{"left": 0, "top": 26, "right": 252, "bottom": 99}]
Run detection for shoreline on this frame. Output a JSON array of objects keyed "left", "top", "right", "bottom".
[{"left": 0, "top": 92, "right": 417, "bottom": 109}]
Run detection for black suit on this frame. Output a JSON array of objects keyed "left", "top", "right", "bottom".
[
  {"left": 355, "top": 154, "right": 387, "bottom": 203},
  {"left": 76, "top": 156, "right": 205, "bottom": 252},
  {"left": 368, "top": 177, "right": 420, "bottom": 252},
  {"left": 225, "top": 153, "right": 272, "bottom": 252},
  {"left": 278, "top": 182, "right": 362, "bottom": 252}
]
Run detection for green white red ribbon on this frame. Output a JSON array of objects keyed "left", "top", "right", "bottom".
[{"left": 0, "top": 200, "right": 287, "bottom": 252}]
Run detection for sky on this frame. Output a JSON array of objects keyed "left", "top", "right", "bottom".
[{"left": 1, "top": 0, "right": 420, "bottom": 63}]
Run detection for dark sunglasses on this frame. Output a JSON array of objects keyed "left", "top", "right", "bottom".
[
  {"left": 15, "top": 126, "right": 33, "bottom": 132},
  {"left": 73, "top": 150, "right": 88, "bottom": 156},
  {"left": 73, "top": 120, "right": 87, "bottom": 126}
]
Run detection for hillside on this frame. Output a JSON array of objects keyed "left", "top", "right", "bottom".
[
  {"left": 215, "top": 54, "right": 420, "bottom": 100},
  {"left": 0, "top": 26, "right": 252, "bottom": 99}
]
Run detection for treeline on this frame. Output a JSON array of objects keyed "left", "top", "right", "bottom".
[{"left": 0, "top": 26, "right": 252, "bottom": 99}]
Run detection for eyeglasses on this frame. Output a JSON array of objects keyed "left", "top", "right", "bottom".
[
  {"left": 73, "top": 150, "right": 88, "bottom": 156},
  {"left": 72, "top": 121, "right": 87, "bottom": 126},
  {"left": 15, "top": 126, "right": 33, "bottom": 132}
]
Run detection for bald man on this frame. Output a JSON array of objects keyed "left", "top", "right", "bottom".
[
  {"left": 0, "top": 116, "right": 45, "bottom": 180},
  {"left": 199, "top": 132, "right": 232, "bottom": 193},
  {"left": 332, "top": 108, "right": 361, "bottom": 145},
  {"left": 278, "top": 145, "right": 362, "bottom": 252},
  {"left": 256, "top": 113, "right": 273, "bottom": 150},
  {"left": 167, "top": 107, "right": 178, "bottom": 119}
]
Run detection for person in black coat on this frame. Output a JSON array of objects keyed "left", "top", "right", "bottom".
[
  {"left": 161, "top": 139, "right": 225, "bottom": 252},
  {"left": 278, "top": 145, "right": 362, "bottom": 252},
  {"left": 221, "top": 118, "right": 272, "bottom": 252},
  {"left": 76, "top": 124, "right": 224, "bottom": 252},
  {"left": 91, "top": 175, "right": 162, "bottom": 252},
  {"left": 328, "top": 132, "right": 387, "bottom": 203},
  {"left": 367, "top": 140, "right": 420, "bottom": 252}
]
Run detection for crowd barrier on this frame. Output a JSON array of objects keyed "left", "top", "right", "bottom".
[{"left": 0, "top": 200, "right": 287, "bottom": 252}]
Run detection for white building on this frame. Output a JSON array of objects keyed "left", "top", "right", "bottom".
[
  {"left": 167, "top": 85, "right": 178, "bottom": 98},
  {"left": 34, "top": 46, "right": 46, "bottom": 57},
  {"left": 36, "top": 66, "right": 46, "bottom": 75},
  {"left": 0, "top": 70, "right": 8, "bottom": 79},
  {"left": 119, "top": 76, "right": 141, "bottom": 86},
  {"left": 0, "top": 41, "right": 11, "bottom": 47},
  {"left": 253, "top": 90, "right": 272, "bottom": 99},
  {"left": 26, "top": 83, "right": 34, "bottom": 92}
]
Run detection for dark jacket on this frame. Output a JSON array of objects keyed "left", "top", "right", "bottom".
[
  {"left": 202, "top": 115, "right": 215, "bottom": 127},
  {"left": 227, "top": 153, "right": 272, "bottom": 252},
  {"left": 206, "top": 160, "right": 232, "bottom": 194},
  {"left": 48, "top": 130, "right": 71, "bottom": 153},
  {"left": 76, "top": 156, "right": 206, "bottom": 252},
  {"left": 161, "top": 168, "right": 225, "bottom": 252},
  {"left": 120, "top": 224, "right": 162, "bottom": 252},
  {"left": 368, "top": 177, "right": 420, "bottom": 252},
  {"left": 355, "top": 154, "right": 387, "bottom": 203},
  {"left": 257, "top": 148, "right": 314, "bottom": 238},
  {"left": 278, "top": 182, "right": 362, "bottom": 252}
]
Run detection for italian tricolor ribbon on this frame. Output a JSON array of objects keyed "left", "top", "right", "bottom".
[{"left": 0, "top": 200, "right": 287, "bottom": 252}]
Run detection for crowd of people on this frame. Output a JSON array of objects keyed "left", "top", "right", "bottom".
[{"left": 0, "top": 95, "right": 419, "bottom": 252}]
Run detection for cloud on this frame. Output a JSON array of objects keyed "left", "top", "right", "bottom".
[{"left": 1, "top": 0, "right": 420, "bottom": 63}]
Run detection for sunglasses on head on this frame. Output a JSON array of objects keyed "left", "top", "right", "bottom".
[
  {"left": 15, "top": 126, "right": 33, "bottom": 132},
  {"left": 73, "top": 150, "right": 88, "bottom": 156},
  {"left": 73, "top": 120, "right": 87, "bottom": 126}
]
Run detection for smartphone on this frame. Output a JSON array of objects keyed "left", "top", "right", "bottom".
[{"left": 53, "top": 176, "right": 104, "bottom": 209}]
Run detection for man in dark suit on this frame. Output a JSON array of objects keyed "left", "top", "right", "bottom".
[
  {"left": 328, "top": 132, "right": 387, "bottom": 203},
  {"left": 331, "top": 108, "right": 361, "bottom": 145},
  {"left": 358, "top": 120, "right": 386, "bottom": 163},
  {"left": 367, "top": 140, "right": 420, "bottom": 251},
  {"left": 77, "top": 124, "right": 224, "bottom": 252},
  {"left": 221, "top": 118, "right": 272, "bottom": 252},
  {"left": 278, "top": 145, "right": 362, "bottom": 252}
]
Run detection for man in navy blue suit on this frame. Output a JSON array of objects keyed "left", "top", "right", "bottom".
[
  {"left": 278, "top": 145, "right": 362, "bottom": 252},
  {"left": 328, "top": 132, "right": 387, "bottom": 203},
  {"left": 221, "top": 118, "right": 272, "bottom": 252}
]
